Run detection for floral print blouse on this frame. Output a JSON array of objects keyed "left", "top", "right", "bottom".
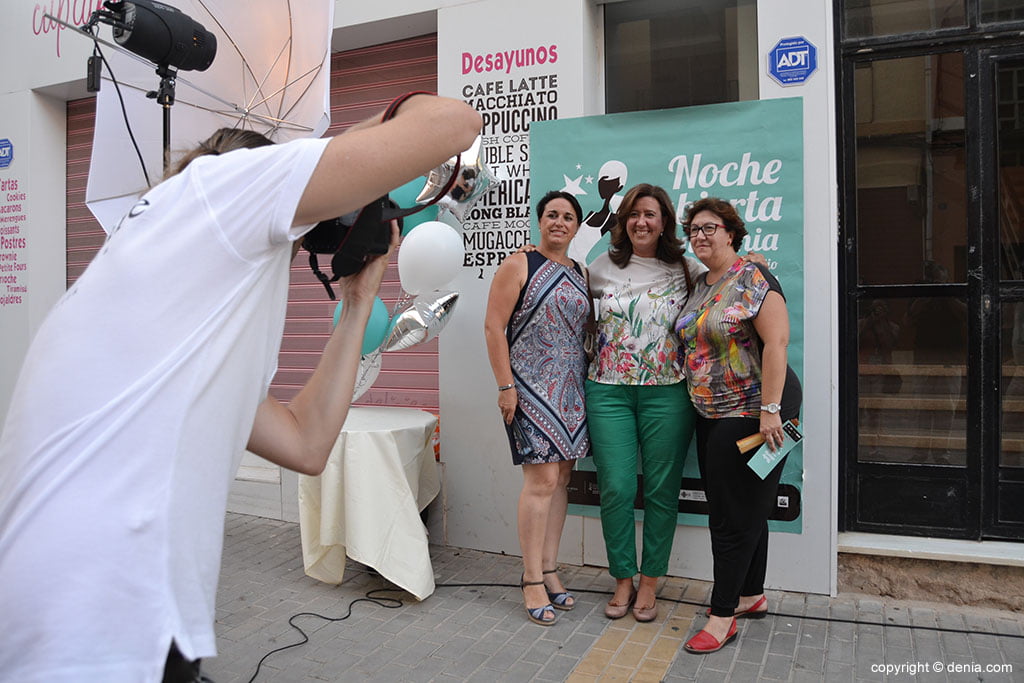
[{"left": 587, "top": 252, "right": 702, "bottom": 386}]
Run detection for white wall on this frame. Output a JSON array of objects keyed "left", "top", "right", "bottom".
[
  {"left": 435, "top": 0, "right": 602, "bottom": 562},
  {"left": 756, "top": 0, "right": 839, "bottom": 595},
  {"left": 2, "top": 2, "right": 102, "bottom": 94}
]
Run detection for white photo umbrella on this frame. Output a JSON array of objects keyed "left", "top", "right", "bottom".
[{"left": 85, "top": 0, "right": 334, "bottom": 232}]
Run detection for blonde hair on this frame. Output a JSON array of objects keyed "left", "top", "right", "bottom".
[{"left": 168, "top": 128, "right": 274, "bottom": 177}]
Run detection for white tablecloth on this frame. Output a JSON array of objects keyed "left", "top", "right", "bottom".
[{"left": 298, "top": 407, "right": 440, "bottom": 600}]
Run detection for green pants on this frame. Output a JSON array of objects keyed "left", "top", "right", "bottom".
[{"left": 586, "top": 380, "right": 696, "bottom": 578}]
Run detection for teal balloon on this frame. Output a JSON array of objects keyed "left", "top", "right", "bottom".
[
  {"left": 391, "top": 178, "right": 439, "bottom": 236},
  {"left": 333, "top": 296, "right": 390, "bottom": 355}
]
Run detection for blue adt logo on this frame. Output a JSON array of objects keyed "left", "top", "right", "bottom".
[
  {"left": 768, "top": 37, "right": 818, "bottom": 87},
  {"left": 0, "top": 139, "right": 12, "bottom": 169}
]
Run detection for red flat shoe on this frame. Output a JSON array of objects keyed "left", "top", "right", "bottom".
[
  {"left": 684, "top": 618, "right": 737, "bottom": 654},
  {"left": 704, "top": 594, "right": 768, "bottom": 619}
]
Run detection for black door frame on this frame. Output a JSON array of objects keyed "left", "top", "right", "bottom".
[
  {"left": 980, "top": 46, "right": 1024, "bottom": 539},
  {"left": 836, "top": 1, "right": 1024, "bottom": 540}
]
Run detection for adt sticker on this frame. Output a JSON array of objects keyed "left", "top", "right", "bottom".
[
  {"left": 0, "top": 139, "right": 12, "bottom": 169},
  {"left": 768, "top": 37, "right": 818, "bottom": 87}
]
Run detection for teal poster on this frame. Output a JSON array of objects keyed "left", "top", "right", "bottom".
[{"left": 530, "top": 98, "right": 804, "bottom": 532}]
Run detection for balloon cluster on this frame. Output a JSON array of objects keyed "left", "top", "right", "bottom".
[
  {"left": 335, "top": 221, "right": 463, "bottom": 400},
  {"left": 333, "top": 133, "right": 504, "bottom": 400}
]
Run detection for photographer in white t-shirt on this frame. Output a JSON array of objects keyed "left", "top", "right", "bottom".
[{"left": 0, "top": 94, "right": 481, "bottom": 683}]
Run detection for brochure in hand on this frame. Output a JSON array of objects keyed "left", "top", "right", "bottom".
[{"left": 744, "top": 419, "right": 803, "bottom": 480}]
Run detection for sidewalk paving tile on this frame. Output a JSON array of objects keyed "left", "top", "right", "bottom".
[{"left": 204, "top": 513, "right": 1024, "bottom": 683}]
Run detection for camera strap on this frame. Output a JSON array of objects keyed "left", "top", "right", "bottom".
[{"left": 377, "top": 90, "right": 463, "bottom": 220}]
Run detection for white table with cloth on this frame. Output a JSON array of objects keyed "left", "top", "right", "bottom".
[{"left": 298, "top": 406, "right": 441, "bottom": 600}]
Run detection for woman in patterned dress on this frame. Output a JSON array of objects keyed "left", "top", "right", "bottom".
[
  {"left": 586, "top": 183, "right": 702, "bottom": 623},
  {"left": 484, "top": 190, "right": 593, "bottom": 626},
  {"left": 674, "top": 197, "right": 802, "bottom": 654}
]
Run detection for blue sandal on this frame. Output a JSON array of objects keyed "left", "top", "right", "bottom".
[
  {"left": 543, "top": 568, "right": 575, "bottom": 611},
  {"left": 521, "top": 574, "right": 557, "bottom": 625},
  {"left": 524, "top": 577, "right": 557, "bottom": 626}
]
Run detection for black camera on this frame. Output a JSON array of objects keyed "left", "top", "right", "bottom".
[{"left": 304, "top": 196, "right": 404, "bottom": 300}]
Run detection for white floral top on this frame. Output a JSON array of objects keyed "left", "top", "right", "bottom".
[{"left": 587, "top": 252, "right": 703, "bottom": 385}]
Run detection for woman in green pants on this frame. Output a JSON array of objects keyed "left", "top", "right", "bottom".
[{"left": 585, "top": 184, "right": 701, "bottom": 622}]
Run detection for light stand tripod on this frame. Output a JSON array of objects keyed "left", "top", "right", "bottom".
[{"left": 149, "top": 64, "right": 178, "bottom": 174}]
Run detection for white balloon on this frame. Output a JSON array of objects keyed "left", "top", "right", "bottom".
[{"left": 397, "top": 221, "right": 465, "bottom": 294}]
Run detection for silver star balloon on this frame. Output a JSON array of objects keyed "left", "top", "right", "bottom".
[
  {"left": 381, "top": 291, "right": 460, "bottom": 352},
  {"left": 416, "top": 134, "right": 499, "bottom": 222}
]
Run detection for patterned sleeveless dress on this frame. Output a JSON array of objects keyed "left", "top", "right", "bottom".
[{"left": 505, "top": 251, "right": 592, "bottom": 465}]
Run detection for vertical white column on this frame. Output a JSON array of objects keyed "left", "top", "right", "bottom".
[
  {"left": 434, "top": 0, "right": 601, "bottom": 560},
  {"left": 757, "top": 0, "right": 839, "bottom": 595}
]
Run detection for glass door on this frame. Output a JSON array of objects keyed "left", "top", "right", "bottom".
[{"left": 846, "top": 50, "right": 976, "bottom": 537}]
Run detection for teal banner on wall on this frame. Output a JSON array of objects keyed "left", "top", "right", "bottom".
[{"left": 531, "top": 98, "right": 805, "bottom": 532}]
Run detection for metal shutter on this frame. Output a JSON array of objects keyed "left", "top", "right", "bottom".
[
  {"left": 64, "top": 34, "right": 441, "bottom": 413},
  {"left": 66, "top": 98, "right": 103, "bottom": 288},
  {"left": 276, "top": 34, "right": 440, "bottom": 411}
]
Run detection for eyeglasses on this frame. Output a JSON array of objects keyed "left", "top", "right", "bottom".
[{"left": 684, "top": 223, "right": 725, "bottom": 238}]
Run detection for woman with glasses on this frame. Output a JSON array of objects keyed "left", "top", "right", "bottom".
[
  {"left": 586, "top": 183, "right": 702, "bottom": 623},
  {"left": 674, "top": 197, "right": 802, "bottom": 654}
]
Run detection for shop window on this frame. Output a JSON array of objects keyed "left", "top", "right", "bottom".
[
  {"left": 982, "top": 0, "right": 1024, "bottom": 22},
  {"left": 857, "top": 296, "right": 967, "bottom": 466},
  {"left": 603, "top": 0, "right": 757, "bottom": 113},
  {"left": 844, "top": 0, "right": 966, "bottom": 38},
  {"left": 853, "top": 53, "right": 967, "bottom": 286}
]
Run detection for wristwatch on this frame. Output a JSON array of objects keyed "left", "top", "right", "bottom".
[{"left": 760, "top": 403, "right": 781, "bottom": 414}]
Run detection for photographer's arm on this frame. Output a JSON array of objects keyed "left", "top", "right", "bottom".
[
  {"left": 247, "top": 225, "right": 398, "bottom": 475},
  {"left": 293, "top": 94, "right": 482, "bottom": 226}
]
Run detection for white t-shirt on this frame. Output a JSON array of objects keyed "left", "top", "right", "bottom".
[
  {"left": 0, "top": 136, "right": 330, "bottom": 682},
  {"left": 587, "top": 251, "right": 704, "bottom": 385}
]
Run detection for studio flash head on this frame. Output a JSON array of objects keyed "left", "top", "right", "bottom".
[{"left": 107, "top": 0, "right": 217, "bottom": 71}]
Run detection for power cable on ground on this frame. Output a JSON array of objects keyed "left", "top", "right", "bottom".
[{"left": 245, "top": 579, "right": 1024, "bottom": 681}]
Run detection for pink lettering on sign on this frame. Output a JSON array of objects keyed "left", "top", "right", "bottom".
[
  {"left": 0, "top": 177, "right": 28, "bottom": 308},
  {"left": 461, "top": 44, "right": 559, "bottom": 75},
  {"left": 32, "top": 0, "right": 106, "bottom": 58}
]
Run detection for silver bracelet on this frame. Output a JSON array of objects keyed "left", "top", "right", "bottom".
[{"left": 498, "top": 383, "right": 515, "bottom": 391}]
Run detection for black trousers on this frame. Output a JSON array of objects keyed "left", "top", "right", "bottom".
[
  {"left": 163, "top": 641, "right": 205, "bottom": 683},
  {"left": 696, "top": 415, "right": 787, "bottom": 618}
]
